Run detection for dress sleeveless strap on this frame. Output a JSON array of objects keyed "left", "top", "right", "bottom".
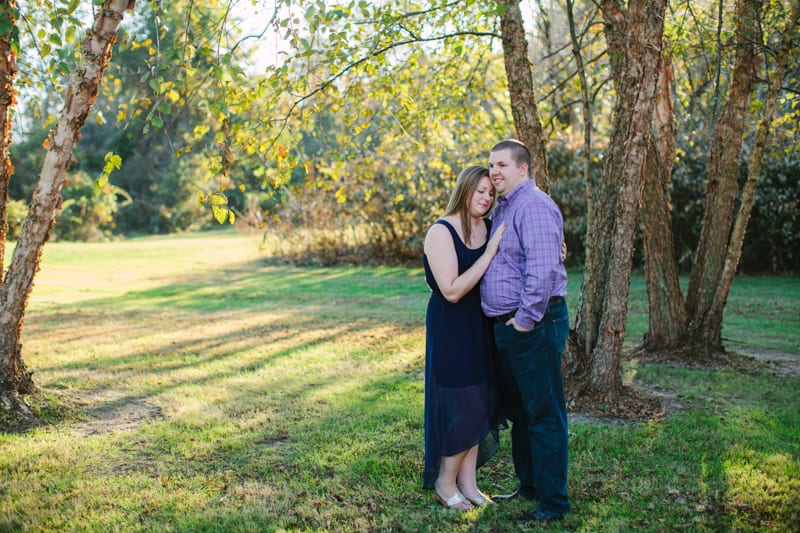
[
  {"left": 435, "top": 218, "right": 490, "bottom": 249},
  {"left": 435, "top": 219, "right": 462, "bottom": 248}
]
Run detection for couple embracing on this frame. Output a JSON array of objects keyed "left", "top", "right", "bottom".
[{"left": 422, "top": 139, "right": 571, "bottom": 523}]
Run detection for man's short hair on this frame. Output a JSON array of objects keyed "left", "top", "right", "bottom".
[{"left": 491, "top": 139, "right": 531, "bottom": 171}]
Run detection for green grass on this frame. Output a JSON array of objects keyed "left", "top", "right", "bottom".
[
  {"left": 0, "top": 230, "right": 798, "bottom": 532},
  {"left": 621, "top": 271, "right": 800, "bottom": 353}
]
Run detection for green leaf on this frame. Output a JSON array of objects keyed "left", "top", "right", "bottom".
[
  {"left": 0, "top": 15, "right": 19, "bottom": 53},
  {"left": 0, "top": 18, "right": 13, "bottom": 39}
]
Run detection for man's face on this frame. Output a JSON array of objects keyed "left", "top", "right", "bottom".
[{"left": 488, "top": 148, "right": 528, "bottom": 197}]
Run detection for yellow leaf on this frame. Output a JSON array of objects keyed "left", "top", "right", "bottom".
[{"left": 211, "top": 205, "right": 228, "bottom": 224}]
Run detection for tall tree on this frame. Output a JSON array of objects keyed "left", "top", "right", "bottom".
[
  {"left": 683, "top": 0, "right": 799, "bottom": 357},
  {"left": 0, "top": 0, "right": 135, "bottom": 420},
  {"left": 714, "top": 0, "right": 799, "bottom": 315},
  {"left": 0, "top": 0, "right": 16, "bottom": 281},
  {"left": 497, "top": 0, "right": 551, "bottom": 191},
  {"left": 684, "top": 0, "right": 762, "bottom": 355},
  {"left": 566, "top": 0, "right": 668, "bottom": 402},
  {"left": 564, "top": 0, "right": 598, "bottom": 309},
  {"left": 639, "top": 52, "right": 689, "bottom": 352},
  {"left": 638, "top": 0, "right": 798, "bottom": 357}
]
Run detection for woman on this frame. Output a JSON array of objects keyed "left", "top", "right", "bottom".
[{"left": 422, "top": 165, "right": 506, "bottom": 511}]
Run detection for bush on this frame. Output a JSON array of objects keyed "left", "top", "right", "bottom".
[
  {"left": 740, "top": 156, "right": 800, "bottom": 273},
  {"left": 5, "top": 199, "right": 28, "bottom": 241},
  {"left": 53, "top": 170, "right": 130, "bottom": 241},
  {"left": 670, "top": 147, "right": 800, "bottom": 274}
]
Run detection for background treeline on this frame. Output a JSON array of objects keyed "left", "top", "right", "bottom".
[
  {"left": 7, "top": 0, "right": 798, "bottom": 274},
  {"left": 10, "top": 109, "right": 797, "bottom": 274}
]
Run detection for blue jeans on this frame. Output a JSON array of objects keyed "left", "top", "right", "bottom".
[{"left": 493, "top": 298, "right": 571, "bottom": 515}]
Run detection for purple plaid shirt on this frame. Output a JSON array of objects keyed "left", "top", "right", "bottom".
[{"left": 480, "top": 180, "right": 568, "bottom": 329}]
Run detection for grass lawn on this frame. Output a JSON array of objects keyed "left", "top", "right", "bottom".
[{"left": 1, "top": 230, "right": 798, "bottom": 532}]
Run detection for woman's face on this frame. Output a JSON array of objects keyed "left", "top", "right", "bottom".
[{"left": 469, "top": 176, "right": 495, "bottom": 217}]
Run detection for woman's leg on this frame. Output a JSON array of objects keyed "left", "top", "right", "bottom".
[
  {"left": 456, "top": 445, "right": 494, "bottom": 505},
  {"left": 435, "top": 451, "right": 471, "bottom": 510},
  {"left": 455, "top": 445, "right": 478, "bottom": 496}
]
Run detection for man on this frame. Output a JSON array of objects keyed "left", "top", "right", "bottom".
[{"left": 480, "top": 139, "right": 571, "bottom": 523}]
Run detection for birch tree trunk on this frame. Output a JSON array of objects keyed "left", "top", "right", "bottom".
[
  {"left": 685, "top": 0, "right": 761, "bottom": 355},
  {"left": 640, "top": 54, "right": 688, "bottom": 351},
  {"left": 498, "top": 0, "right": 551, "bottom": 192},
  {"left": 0, "top": 0, "right": 32, "bottom": 420},
  {"left": 0, "top": 1, "right": 134, "bottom": 417},
  {"left": 568, "top": 0, "right": 667, "bottom": 402},
  {"left": 703, "top": 1, "right": 799, "bottom": 349}
]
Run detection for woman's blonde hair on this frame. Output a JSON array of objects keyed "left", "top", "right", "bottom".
[{"left": 443, "top": 165, "right": 494, "bottom": 246}]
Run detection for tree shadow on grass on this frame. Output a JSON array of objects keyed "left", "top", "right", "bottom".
[{"left": 10, "top": 259, "right": 426, "bottom": 430}]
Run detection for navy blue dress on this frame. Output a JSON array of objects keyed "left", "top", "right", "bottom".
[{"left": 422, "top": 219, "right": 506, "bottom": 489}]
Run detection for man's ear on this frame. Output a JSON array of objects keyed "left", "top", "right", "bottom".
[{"left": 520, "top": 163, "right": 529, "bottom": 177}]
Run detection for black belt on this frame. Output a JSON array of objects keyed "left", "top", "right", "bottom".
[{"left": 491, "top": 296, "right": 565, "bottom": 323}]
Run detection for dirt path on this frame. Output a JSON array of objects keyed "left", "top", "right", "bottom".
[
  {"left": 732, "top": 346, "right": 800, "bottom": 376},
  {"left": 71, "top": 388, "right": 163, "bottom": 436}
]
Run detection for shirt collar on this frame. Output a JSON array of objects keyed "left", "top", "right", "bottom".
[{"left": 503, "top": 179, "right": 534, "bottom": 204}]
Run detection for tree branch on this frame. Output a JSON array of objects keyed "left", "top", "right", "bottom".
[{"left": 269, "top": 30, "right": 500, "bottom": 147}]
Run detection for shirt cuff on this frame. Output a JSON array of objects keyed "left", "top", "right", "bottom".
[{"left": 514, "top": 313, "right": 537, "bottom": 330}]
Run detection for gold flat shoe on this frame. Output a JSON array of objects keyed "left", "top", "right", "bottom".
[
  {"left": 464, "top": 492, "right": 495, "bottom": 507},
  {"left": 433, "top": 490, "right": 473, "bottom": 511}
]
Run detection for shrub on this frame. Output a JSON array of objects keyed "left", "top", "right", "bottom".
[
  {"left": 5, "top": 199, "right": 29, "bottom": 241},
  {"left": 53, "top": 170, "right": 130, "bottom": 241}
]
